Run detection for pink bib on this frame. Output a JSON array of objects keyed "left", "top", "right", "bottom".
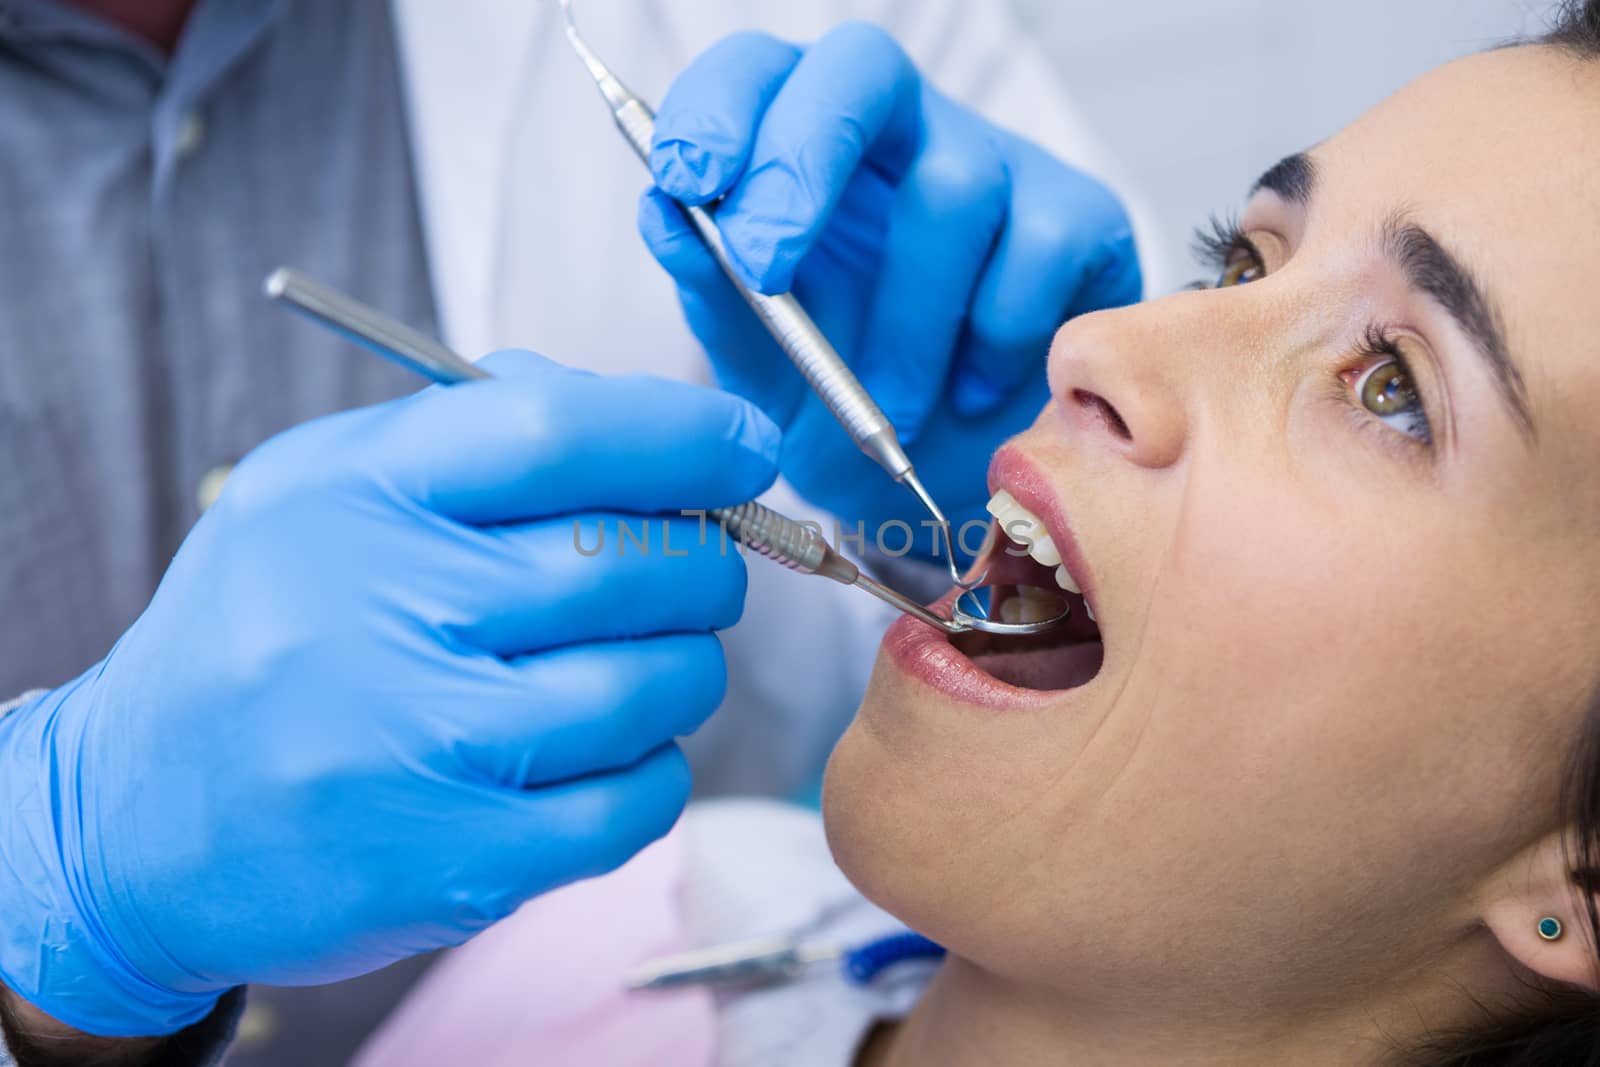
[{"left": 352, "top": 829, "right": 716, "bottom": 1067}]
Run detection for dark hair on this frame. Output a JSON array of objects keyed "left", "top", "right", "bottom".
[
  {"left": 1397, "top": 10, "right": 1600, "bottom": 1063},
  {"left": 1543, "top": 0, "right": 1600, "bottom": 56}
]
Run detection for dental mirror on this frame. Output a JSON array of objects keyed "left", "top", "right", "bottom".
[{"left": 948, "top": 583, "right": 1071, "bottom": 636}]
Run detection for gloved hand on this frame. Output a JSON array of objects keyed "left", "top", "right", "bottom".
[
  {"left": 0, "top": 351, "right": 779, "bottom": 1038},
  {"left": 639, "top": 22, "right": 1141, "bottom": 560}
]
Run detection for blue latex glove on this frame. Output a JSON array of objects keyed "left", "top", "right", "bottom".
[
  {"left": 639, "top": 23, "right": 1141, "bottom": 559},
  {"left": 0, "top": 351, "right": 779, "bottom": 1038}
]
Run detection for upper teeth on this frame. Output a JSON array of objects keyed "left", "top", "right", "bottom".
[
  {"left": 986, "top": 490, "right": 1081, "bottom": 595},
  {"left": 1053, "top": 564, "right": 1081, "bottom": 596}
]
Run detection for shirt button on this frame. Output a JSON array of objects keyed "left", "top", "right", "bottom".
[
  {"left": 175, "top": 111, "right": 206, "bottom": 159},
  {"left": 233, "top": 1000, "right": 279, "bottom": 1049},
  {"left": 197, "top": 464, "right": 233, "bottom": 512}
]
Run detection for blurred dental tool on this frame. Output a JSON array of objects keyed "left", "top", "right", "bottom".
[
  {"left": 627, "top": 929, "right": 946, "bottom": 992},
  {"left": 264, "top": 268, "right": 488, "bottom": 384},
  {"left": 550, "top": 0, "right": 977, "bottom": 590},
  {"left": 263, "top": 268, "right": 1069, "bottom": 638}
]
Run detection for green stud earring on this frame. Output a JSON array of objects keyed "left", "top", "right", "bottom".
[{"left": 1538, "top": 917, "right": 1563, "bottom": 942}]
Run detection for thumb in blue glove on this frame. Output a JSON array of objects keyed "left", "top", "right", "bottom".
[{"left": 0, "top": 351, "right": 779, "bottom": 1037}]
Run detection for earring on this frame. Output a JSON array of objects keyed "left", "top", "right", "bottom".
[{"left": 1538, "top": 917, "right": 1564, "bottom": 942}]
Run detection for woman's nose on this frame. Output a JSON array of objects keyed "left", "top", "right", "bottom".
[{"left": 1045, "top": 306, "right": 1189, "bottom": 470}]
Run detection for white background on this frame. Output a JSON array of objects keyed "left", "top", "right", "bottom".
[{"left": 1008, "top": 0, "right": 1565, "bottom": 288}]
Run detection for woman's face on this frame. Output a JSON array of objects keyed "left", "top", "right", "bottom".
[{"left": 825, "top": 45, "right": 1600, "bottom": 1023}]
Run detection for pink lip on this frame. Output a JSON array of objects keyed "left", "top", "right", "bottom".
[
  {"left": 986, "top": 446, "right": 1097, "bottom": 616},
  {"left": 882, "top": 590, "right": 1060, "bottom": 712}
]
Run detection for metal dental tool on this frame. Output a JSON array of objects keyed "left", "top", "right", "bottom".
[
  {"left": 265, "top": 269, "right": 489, "bottom": 384},
  {"left": 264, "top": 269, "right": 1069, "bottom": 637},
  {"left": 707, "top": 501, "right": 1067, "bottom": 636},
  {"left": 551, "top": 0, "right": 979, "bottom": 591},
  {"left": 627, "top": 927, "right": 944, "bottom": 992}
]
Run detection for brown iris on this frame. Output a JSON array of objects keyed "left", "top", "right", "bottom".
[
  {"left": 1217, "top": 255, "right": 1262, "bottom": 287},
  {"left": 1359, "top": 360, "right": 1417, "bottom": 416}
]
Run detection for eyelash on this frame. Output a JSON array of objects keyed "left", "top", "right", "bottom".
[
  {"left": 1190, "top": 218, "right": 1435, "bottom": 450},
  {"left": 1189, "top": 214, "right": 1258, "bottom": 286}
]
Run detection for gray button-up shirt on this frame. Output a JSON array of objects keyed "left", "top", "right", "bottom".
[
  {"left": 0, "top": 1, "right": 436, "bottom": 1063},
  {"left": 0, "top": 0, "right": 433, "bottom": 695}
]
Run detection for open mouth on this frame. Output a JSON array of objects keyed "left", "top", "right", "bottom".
[{"left": 946, "top": 490, "right": 1104, "bottom": 693}]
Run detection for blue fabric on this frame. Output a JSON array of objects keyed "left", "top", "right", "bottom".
[{"left": 0, "top": 1, "right": 434, "bottom": 1062}]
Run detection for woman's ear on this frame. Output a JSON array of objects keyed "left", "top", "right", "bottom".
[{"left": 1481, "top": 833, "right": 1600, "bottom": 992}]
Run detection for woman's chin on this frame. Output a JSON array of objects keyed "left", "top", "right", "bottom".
[
  {"left": 820, "top": 643, "right": 1125, "bottom": 963},
  {"left": 820, "top": 655, "right": 1001, "bottom": 935},
  {"left": 820, "top": 707, "right": 922, "bottom": 923}
]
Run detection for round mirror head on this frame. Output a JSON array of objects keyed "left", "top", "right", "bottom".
[{"left": 951, "top": 582, "right": 1070, "bottom": 636}]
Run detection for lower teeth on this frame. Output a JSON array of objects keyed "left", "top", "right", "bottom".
[
  {"left": 999, "top": 596, "right": 1061, "bottom": 625},
  {"left": 993, "top": 584, "right": 1067, "bottom": 625}
]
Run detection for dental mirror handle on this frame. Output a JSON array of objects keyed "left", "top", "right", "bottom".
[
  {"left": 264, "top": 268, "right": 489, "bottom": 386},
  {"left": 710, "top": 502, "right": 962, "bottom": 635},
  {"left": 262, "top": 265, "right": 965, "bottom": 634}
]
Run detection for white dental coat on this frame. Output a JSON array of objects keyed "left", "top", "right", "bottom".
[{"left": 389, "top": 0, "right": 1157, "bottom": 794}]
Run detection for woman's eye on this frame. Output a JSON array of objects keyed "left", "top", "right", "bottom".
[
  {"left": 1216, "top": 253, "right": 1263, "bottom": 288},
  {"left": 1190, "top": 218, "right": 1267, "bottom": 291},
  {"left": 1352, "top": 358, "right": 1430, "bottom": 442}
]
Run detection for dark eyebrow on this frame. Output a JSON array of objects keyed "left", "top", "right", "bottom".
[
  {"left": 1383, "top": 215, "right": 1534, "bottom": 438},
  {"left": 1250, "top": 153, "right": 1317, "bottom": 205}
]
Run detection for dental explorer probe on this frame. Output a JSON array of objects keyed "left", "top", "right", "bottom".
[
  {"left": 550, "top": 0, "right": 976, "bottom": 590},
  {"left": 263, "top": 268, "right": 1067, "bottom": 638}
]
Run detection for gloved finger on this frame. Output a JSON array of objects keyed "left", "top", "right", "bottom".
[
  {"left": 503, "top": 744, "right": 692, "bottom": 896},
  {"left": 951, "top": 145, "right": 1142, "bottom": 417},
  {"left": 441, "top": 744, "right": 691, "bottom": 925},
  {"left": 852, "top": 109, "right": 1010, "bottom": 443},
  {"left": 422, "top": 513, "right": 749, "bottom": 656},
  {"left": 638, "top": 188, "right": 804, "bottom": 424},
  {"left": 372, "top": 353, "right": 782, "bottom": 524},
  {"left": 454, "top": 634, "right": 725, "bottom": 786},
  {"left": 649, "top": 31, "right": 801, "bottom": 205},
  {"left": 712, "top": 20, "right": 922, "bottom": 294}
]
